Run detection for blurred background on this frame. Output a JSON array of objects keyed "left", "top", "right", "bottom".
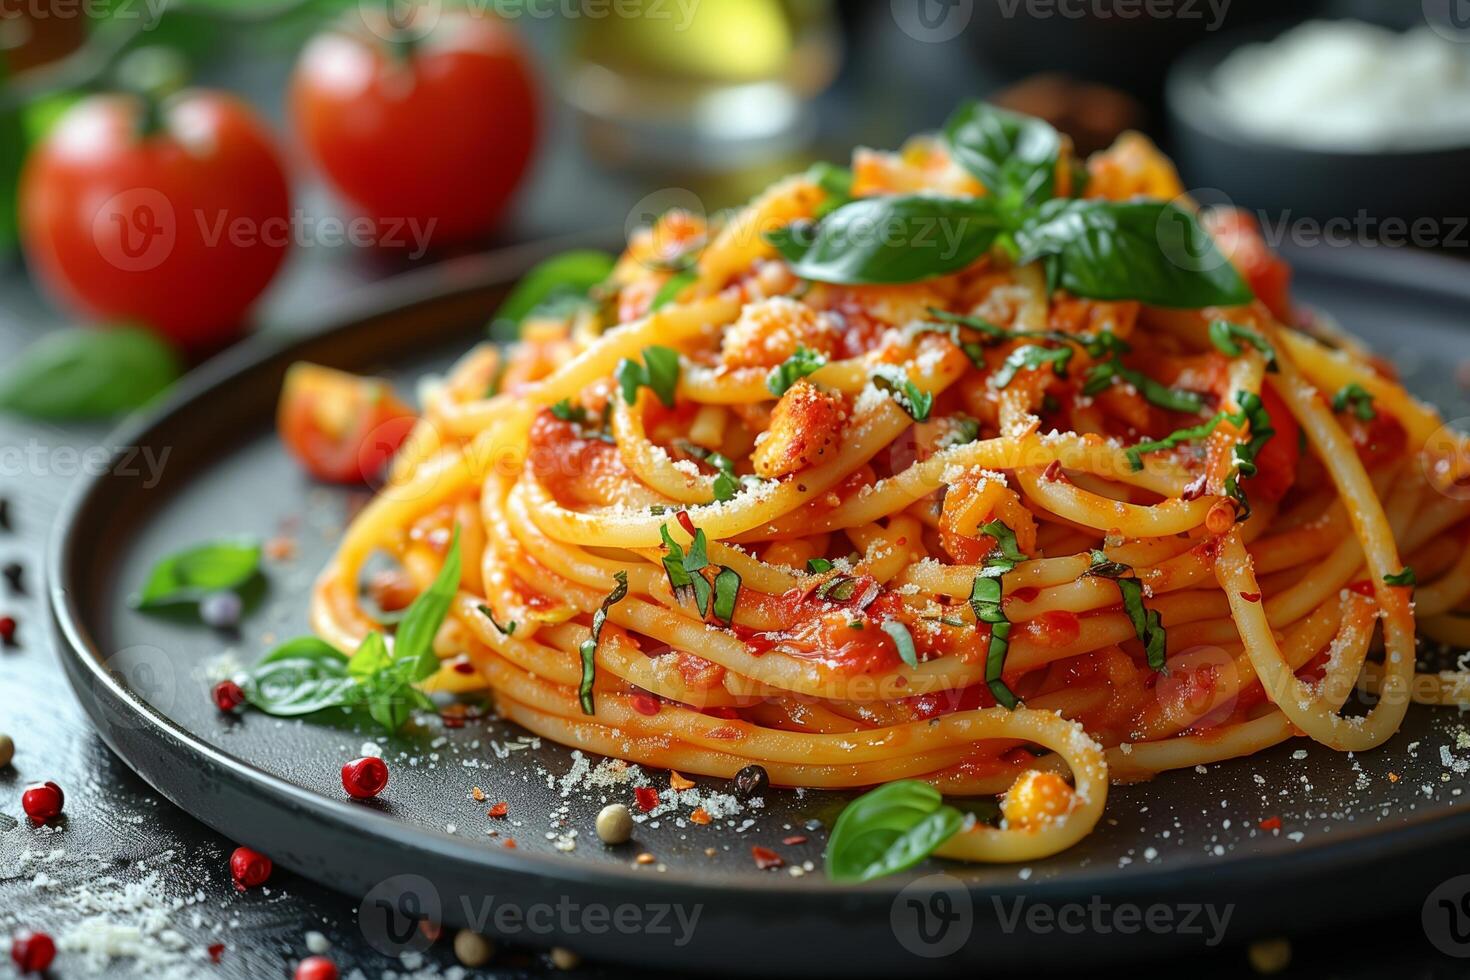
[{"left": 2, "top": 0, "right": 1469, "bottom": 414}]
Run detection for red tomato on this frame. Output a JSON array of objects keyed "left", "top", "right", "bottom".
[
  {"left": 290, "top": 11, "right": 538, "bottom": 247},
  {"left": 1246, "top": 385, "right": 1300, "bottom": 503},
  {"left": 278, "top": 363, "right": 416, "bottom": 484},
  {"left": 1203, "top": 207, "right": 1294, "bottom": 323},
  {"left": 20, "top": 91, "right": 291, "bottom": 350}
]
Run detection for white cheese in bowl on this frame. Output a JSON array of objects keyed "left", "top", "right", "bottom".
[{"left": 1212, "top": 20, "right": 1470, "bottom": 152}]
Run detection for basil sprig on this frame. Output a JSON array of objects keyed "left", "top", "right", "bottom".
[
  {"left": 1083, "top": 550, "right": 1167, "bottom": 672},
  {"left": 238, "top": 532, "right": 464, "bottom": 732},
  {"left": 659, "top": 516, "right": 742, "bottom": 625},
  {"left": 0, "top": 326, "right": 181, "bottom": 420},
  {"left": 132, "top": 538, "right": 262, "bottom": 612},
  {"left": 825, "top": 780, "right": 965, "bottom": 882},
  {"left": 943, "top": 100, "right": 1062, "bottom": 209},
  {"left": 766, "top": 194, "right": 1005, "bottom": 285}
]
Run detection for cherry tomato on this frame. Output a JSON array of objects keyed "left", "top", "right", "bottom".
[
  {"left": 20, "top": 91, "right": 291, "bottom": 350},
  {"left": 1203, "top": 207, "right": 1294, "bottom": 323},
  {"left": 290, "top": 11, "right": 538, "bottom": 247},
  {"left": 278, "top": 363, "right": 416, "bottom": 484}
]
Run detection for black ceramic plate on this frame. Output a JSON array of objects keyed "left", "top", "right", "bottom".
[{"left": 48, "top": 240, "right": 1470, "bottom": 976}]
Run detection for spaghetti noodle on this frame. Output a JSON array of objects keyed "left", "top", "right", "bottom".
[{"left": 307, "top": 107, "right": 1470, "bottom": 866}]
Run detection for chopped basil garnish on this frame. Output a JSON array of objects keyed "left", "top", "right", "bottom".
[
  {"left": 239, "top": 533, "right": 463, "bottom": 732},
  {"left": 478, "top": 604, "right": 517, "bottom": 637},
  {"left": 825, "top": 780, "right": 965, "bottom": 883},
  {"left": 765, "top": 195, "right": 1005, "bottom": 285},
  {"left": 807, "top": 557, "right": 834, "bottom": 574},
  {"left": 767, "top": 346, "right": 827, "bottom": 396},
  {"left": 550, "top": 399, "right": 587, "bottom": 423},
  {"left": 991, "top": 344, "right": 1073, "bottom": 389},
  {"left": 1209, "top": 320, "right": 1276, "bottom": 370},
  {"left": 881, "top": 618, "right": 920, "bottom": 668},
  {"left": 978, "top": 519, "right": 1026, "bottom": 570},
  {"left": 968, "top": 519, "right": 1028, "bottom": 709},
  {"left": 616, "top": 345, "right": 681, "bottom": 408},
  {"left": 712, "top": 567, "right": 742, "bottom": 625},
  {"left": 872, "top": 364, "right": 933, "bottom": 421},
  {"left": 1084, "top": 550, "right": 1167, "bottom": 672},
  {"left": 132, "top": 538, "right": 262, "bottom": 613},
  {"left": 1082, "top": 357, "right": 1207, "bottom": 415},
  {"left": 578, "top": 570, "right": 629, "bottom": 715},
  {"left": 1332, "top": 382, "right": 1377, "bottom": 421},
  {"left": 650, "top": 268, "right": 697, "bottom": 311},
  {"left": 1123, "top": 414, "right": 1229, "bottom": 472},
  {"left": 1384, "top": 567, "right": 1416, "bottom": 587},
  {"left": 938, "top": 415, "right": 981, "bottom": 449},
  {"left": 816, "top": 574, "right": 859, "bottom": 603}
]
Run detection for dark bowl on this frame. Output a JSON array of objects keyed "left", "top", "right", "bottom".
[{"left": 1165, "top": 21, "right": 1470, "bottom": 226}]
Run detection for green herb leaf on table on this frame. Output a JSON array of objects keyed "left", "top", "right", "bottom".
[
  {"left": 132, "top": 538, "right": 262, "bottom": 611},
  {"left": 825, "top": 780, "right": 965, "bottom": 882},
  {"left": 0, "top": 326, "right": 182, "bottom": 420},
  {"left": 488, "top": 249, "right": 615, "bottom": 340},
  {"left": 766, "top": 195, "right": 1004, "bottom": 286},
  {"left": 942, "top": 100, "right": 1061, "bottom": 209}
]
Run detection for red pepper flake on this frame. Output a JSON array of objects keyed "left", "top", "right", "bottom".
[
  {"left": 0, "top": 615, "right": 16, "bottom": 646},
  {"left": 689, "top": 807, "right": 711, "bottom": 825},
  {"left": 634, "top": 786, "right": 660, "bottom": 812},
  {"left": 751, "top": 846, "right": 784, "bottom": 870},
  {"left": 488, "top": 802, "right": 509, "bottom": 819},
  {"left": 264, "top": 536, "right": 297, "bottom": 561},
  {"left": 676, "top": 510, "right": 697, "bottom": 537},
  {"left": 207, "top": 943, "right": 226, "bottom": 963},
  {"left": 670, "top": 771, "right": 695, "bottom": 791},
  {"left": 631, "top": 692, "right": 661, "bottom": 716},
  {"left": 1042, "top": 460, "right": 1064, "bottom": 482},
  {"left": 503, "top": 838, "right": 517, "bottom": 849},
  {"left": 1238, "top": 591, "right": 1262, "bottom": 603},
  {"left": 1347, "top": 579, "right": 1375, "bottom": 596},
  {"left": 1259, "top": 816, "right": 1282, "bottom": 832},
  {"left": 471, "top": 786, "right": 485, "bottom": 802},
  {"left": 782, "top": 835, "right": 808, "bottom": 846}
]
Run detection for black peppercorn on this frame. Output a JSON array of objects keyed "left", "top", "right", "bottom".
[
  {"left": 3, "top": 562, "right": 23, "bottom": 595},
  {"left": 0, "top": 499, "right": 10, "bottom": 532},
  {"left": 732, "top": 764, "right": 769, "bottom": 800}
]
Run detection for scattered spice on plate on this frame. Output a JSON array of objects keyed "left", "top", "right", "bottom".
[
  {"left": 670, "top": 771, "right": 695, "bottom": 791},
  {"left": 0, "top": 615, "right": 17, "bottom": 646},
  {"left": 453, "top": 930, "right": 494, "bottom": 968},
  {"left": 1259, "top": 816, "right": 1282, "bottom": 832},
  {"left": 689, "top": 807, "right": 711, "bottom": 825},
  {"left": 470, "top": 786, "right": 485, "bottom": 802},
  {"left": 341, "top": 757, "right": 389, "bottom": 799},
  {"left": 229, "top": 846, "right": 272, "bottom": 890},
  {"left": 265, "top": 536, "right": 298, "bottom": 562},
  {"left": 294, "top": 955, "right": 338, "bottom": 980},
  {"left": 732, "top": 764, "right": 769, "bottom": 800},
  {"left": 635, "top": 852, "right": 656, "bottom": 865},
  {"left": 751, "top": 846, "right": 784, "bottom": 870},
  {"left": 783, "top": 835, "right": 808, "bottom": 846},
  {"left": 3, "top": 561, "right": 25, "bottom": 595},
  {"left": 634, "top": 786, "right": 660, "bottom": 812},
  {"left": 487, "top": 802, "right": 509, "bottom": 819},
  {"left": 9, "top": 929, "right": 55, "bottom": 974},
  {"left": 596, "top": 803, "right": 633, "bottom": 844},
  {"left": 213, "top": 680, "right": 246, "bottom": 713},
  {"left": 0, "top": 733, "right": 13, "bottom": 768}
]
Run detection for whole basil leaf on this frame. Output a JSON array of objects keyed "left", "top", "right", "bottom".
[
  {"left": 392, "top": 531, "right": 462, "bottom": 682},
  {"left": 768, "top": 195, "right": 1004, "bottom": 285},
  {"left": 826, "top": 780, "right": 965, "bottom": 882},
  {"left": 0, "top": 326, "right": 182, "bottom": 420},
  {"left": 943, "top": 100, "right": 1061, "bottom": 209},
  {"left": 1014, "top": 199, "right": 1253, "bottom": 309},
  {"left": 240, "top": 656, "right": 356, "bottom": 717},
  {"left": 489, "top": 250, "right": 615, "bottom": 340},
  {"left": 348, "top": 631, "right": 391, "bottom": 679},
  {"left": 650, "top": 268, "right": 697, "bottom": 311},
  {"left": 132, "top": 538, "right": 261, "bottom": 610},
  {"left": 255, "top": 636, "right": 346, "bottom": 669}
]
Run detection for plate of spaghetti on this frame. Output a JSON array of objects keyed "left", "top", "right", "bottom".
[{"left": 50, "top": 102, "right": 1470, "bottom": 973}]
